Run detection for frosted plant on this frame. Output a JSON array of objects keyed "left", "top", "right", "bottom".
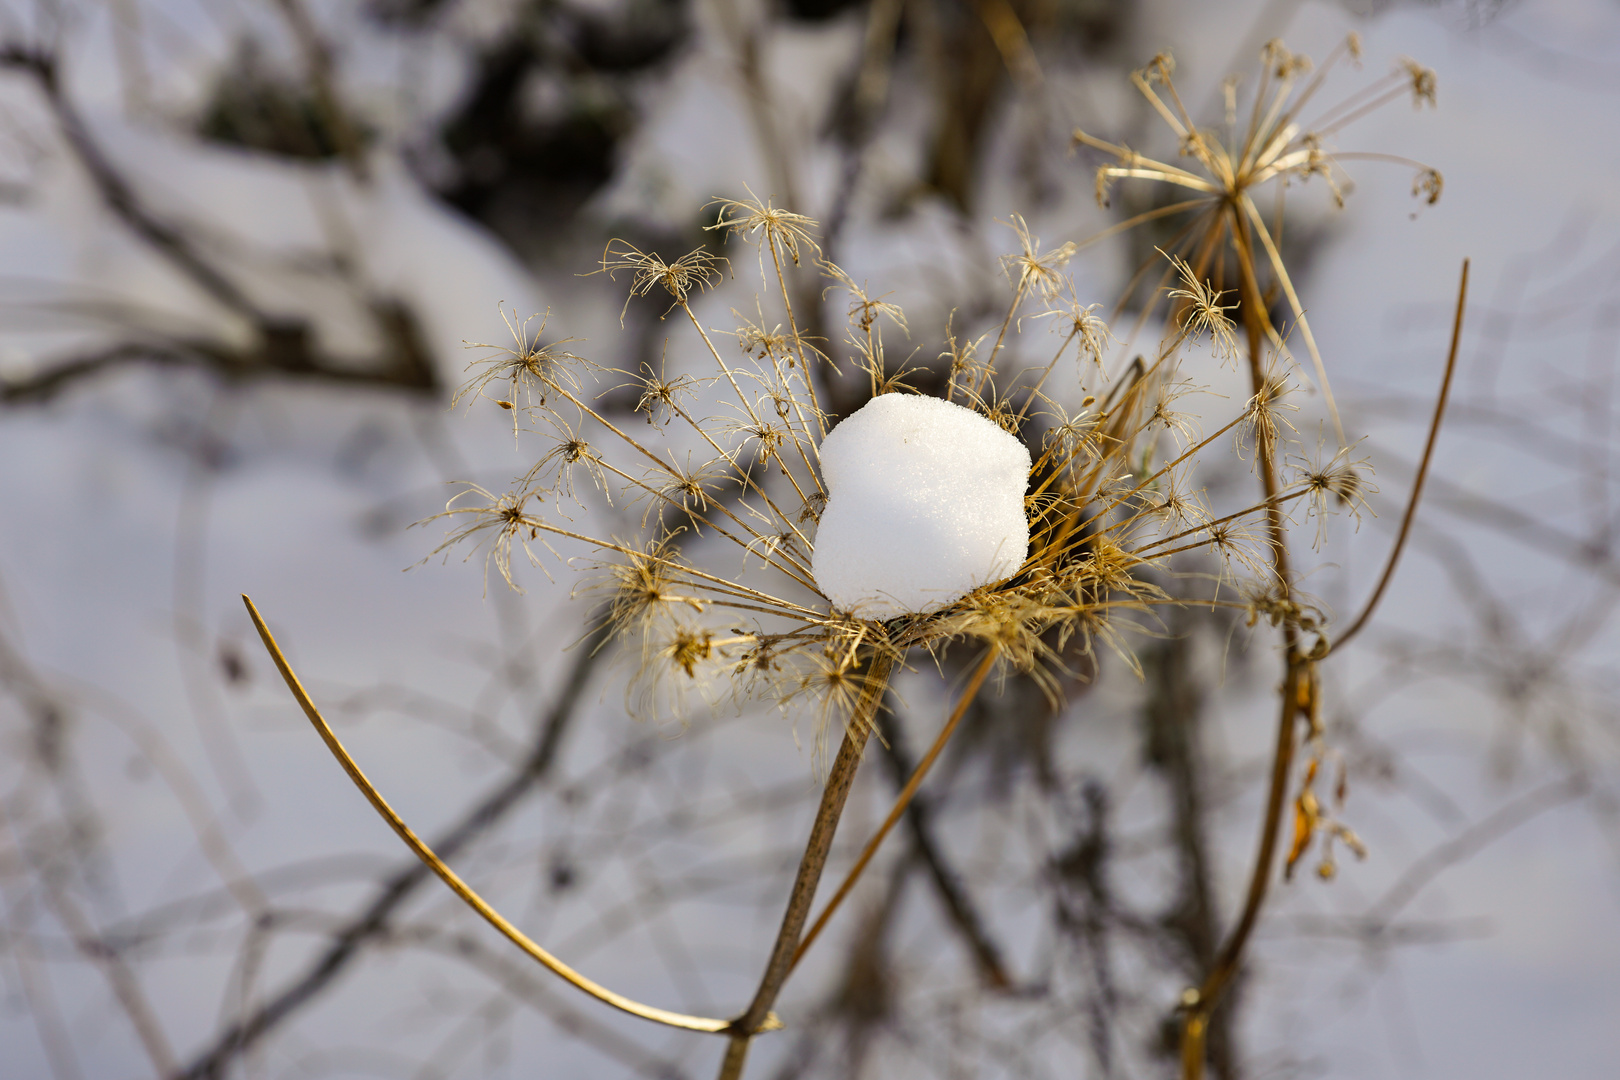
[{"left": 245, "top": 38, "right": 1463, "bottom": 1080}]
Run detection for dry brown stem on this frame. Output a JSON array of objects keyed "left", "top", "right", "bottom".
[
  {"left": 1335, "top": 258, "right": 1469, "bottom": 650},
  {"left": 717, "top": 652, "right": 895, "bottom": 1080},
  {"left": 242, "top": 595, "right": 742, "bottom": 1036}
]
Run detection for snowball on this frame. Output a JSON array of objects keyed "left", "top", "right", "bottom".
[{"left": 811, "top": 394, "right": 1031, "bottom": 619}]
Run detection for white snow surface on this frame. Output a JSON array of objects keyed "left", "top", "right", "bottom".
[{"left": 811, "top": 393, "right": 1030, "bottom": 618}]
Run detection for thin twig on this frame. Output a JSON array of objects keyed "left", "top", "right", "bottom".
[
  {"left": 241, "top": 595, "right": 740, "bottom": 1035},
  {"left": 1335, "top": 258, "right": 1469, "bottom": 650},
  {"left": 176, "top": 611, "right": 609, "bottom": 1078}
]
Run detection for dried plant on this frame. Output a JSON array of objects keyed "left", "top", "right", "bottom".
[{"left": 244, "top": 40, "right": 1468, "bottom": 1080}]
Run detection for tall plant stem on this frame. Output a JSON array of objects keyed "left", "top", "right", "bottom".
[
  {"left": 789, "top": 646, "right": 1000, "bottom": 972},
  {"left": 1177, "top": 207, "right": 1309, "bottom": 1079},
  {"left": 717, "top": 652, "right": 895, "bottom": 1080},
  {"left": 1180, "top": 659, "right": 1307, "bottom": 1080}
]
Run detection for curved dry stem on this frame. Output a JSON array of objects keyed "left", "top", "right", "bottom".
[
  {"left": 242, "top": 594, "right": 753, "bottom": 1036},
  {"left": 788, "top": 645, "right": 1000, "bottom": 973},
  {"left": 1334, "top": 258, "right": 1468, "bottom": 650}
]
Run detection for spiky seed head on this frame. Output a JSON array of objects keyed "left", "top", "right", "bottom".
[
  {"left": 1165, "top": 254, "right": 1239, "bottom": 364},
  {"left": 597, "top": 241, "right": 727, "bottom": 320},
  {"left": 706, "top": 194, "right": 821, "bottom": 268},
  {"left": 1000, "top": 214, "right": 1077, "bottom": 301}
]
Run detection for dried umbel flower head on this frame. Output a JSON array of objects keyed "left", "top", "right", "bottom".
[
  {"left": 429, "top": 166, "right": 1419, "bottom": 752},
  {"left": 240, "top": 33, "right": 1464, "bottom": 1079},
  {"left": 379, "top": 44, "right": 1466, "bottom": 1073},
  {"left": 456, "top": 306, "right": 590, "bottom": 439},
  {"left": 1073, "top": 35, "right": 1442, "bottom": 444}
]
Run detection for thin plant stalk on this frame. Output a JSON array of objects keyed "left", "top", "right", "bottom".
[
  {"left": 717, "top": 651, "right": 895, "bottom": 1080},
  {"left": 1335, "top": 258, "right": 1468, "bottom": 650},
  {"left": 1179, "top": 660, "right": 1308, "bottom": 1080},
  {"left": 789, "top": 645, "right": 1001, "bottom": 972},
  {"left": 1177, "top": 208, "right": 1305, "bottom": 1078},
  {"left": 242, "top": 595, "right": 750, "bottom": 1036}
]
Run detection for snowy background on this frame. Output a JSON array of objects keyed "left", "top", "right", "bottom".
[{"left": 1, "top": 0, "right": 1617, "bottom": 1078}]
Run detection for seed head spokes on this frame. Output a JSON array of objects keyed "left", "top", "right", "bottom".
[
  {"left": 706, "top": 192, "right": 821, "bottom": 271},
  {"left": 999, "top": 213, "right": 1077, "bottom": 301},
  {"left": 457, "top": 305, "right": 590, "bottom": 438},
  {"left": 1166, "top": 254, "right": 1239, "bottom": 365},
  {"left": 521, "top": 411, "right": 609, "bottom": 509},
  {"left": 821, "top": 260, "right": 910, "bottom": 338},
  {"left": 1239, "top": 362, "right": 1300, "bottom": 464},
  {"left": 1289, "top": 437, "right": 1378, "bottom": 549},
  {"left": 418, "top": 483, "right": 555, "bottom": 596},
  {"left": 597, "top": 240, "right": 727, "bottom": 321},
  {"left": 614, "top": 355, "right": 703, "bottom": 428},
  {"left": 1033, "top": 283, "right": 1115, "bottom": 370}
]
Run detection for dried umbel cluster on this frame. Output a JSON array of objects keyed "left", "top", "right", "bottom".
[
  {"left": 1079, "top": 35, "right": 1440, "bottom": 441},
  {"left": 429, "top": 40, "right": 1439, "bottom": 765},
  {"left": 428, "top": 201, "right": 1341, "bottom": 742}
]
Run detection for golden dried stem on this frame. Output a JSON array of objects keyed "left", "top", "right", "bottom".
[
  {"left": 717, "top": 651, "right": 896, "bottom": 1080},
  {"left": 242, "top": 595, "right": 751, "bottom": 1036},
  {"left": 789, "top": 645, "right": 1001, "bottom": 973},
  {"left": 1334, "top": 257, "right": 1468, "bottom": 650},
  {"left": 1179, "top": 207, "right": 1313, "bottom": 1079},
  {"left": 1179, "top": 660, "right": 1308, "bottom": 1080}
]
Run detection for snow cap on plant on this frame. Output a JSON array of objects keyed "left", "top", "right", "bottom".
[{"left": 426, "top": 179, "right": 1399, "bottom": 734}]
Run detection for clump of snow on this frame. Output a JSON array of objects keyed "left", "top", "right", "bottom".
[{"left": 812, "top": 394, "right": 1031, "bottom": 619}]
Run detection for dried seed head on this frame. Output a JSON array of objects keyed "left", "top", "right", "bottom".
[
  {"left": 706, "top": 194, "right": 821, "bottom": 268},
  {"left": 523, "top": 413, "right": 609, "bottom": 507},
  {"left": 641, "top": 455, "right": 728, "bottom": 529},
  {"left": 1412, "top": 167, "right": 1443, "bottom": 205},
  {"left": 1262, "top": 38, "right": 1312, "bottom": 79},
  {"left": 600, "top": 532, "right": 704, "bottom": 642},
  {"left": 1291, "top": 440, "right": 1378, "bottom": 548},
  {"left": 1239, "top": 364, "right": 1299, "bottom": 461},
  {"left": 618, "top": 357, "right": 699, "bottom": 428},
  {"left": 1166, "top": 254, "right": 1239, "bottom": 364},
  {"left": 1400, "top": 58, "right": 1437, "bottom": 108},
  {"left": 457, "top": 306, "right": 589, "bottom": 438},
  {"left": 1000, "top": 214, "right": 1077, "bottom": 301},
  {"left": 1034, "top": 284, "right": 1115, "bottom": 369},
  {"left": 597, "top": 241, "right": 727, "bottom": 320},
  {"left": 822, "top": 260, "right": 910, "bottom": 337},
  {"left": 418, "top": 484, "right": 554, "bottom": 595}
]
